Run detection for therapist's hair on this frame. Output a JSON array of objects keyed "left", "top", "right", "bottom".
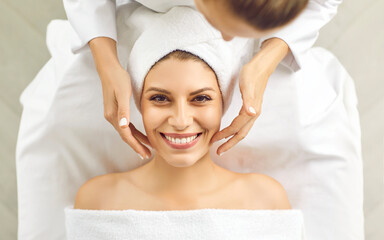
[{"left": 225, "top": 0, "right": 309, "bottom": 30}]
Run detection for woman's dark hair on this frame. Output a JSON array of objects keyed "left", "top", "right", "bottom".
[
  {"left": 225, "top": 0, "right": 309, "bottom": 30},
  {"left": 150, "top": 50, "right": 216, "bottom": 78}
]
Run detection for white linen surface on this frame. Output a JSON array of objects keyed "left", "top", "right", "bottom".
[
  {"left": 16, "top": 4, "right": 364, "bottom": 240},
  {"left": 65, "top": 207, "right": 305, "bottom": 240}
]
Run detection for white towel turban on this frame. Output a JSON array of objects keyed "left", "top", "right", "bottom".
[{"left": 116, "top": 3, "right": 254, "bottom": 113}]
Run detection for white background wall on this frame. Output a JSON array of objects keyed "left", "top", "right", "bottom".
[{"left": 0, "top": 0, "right": 383, "bottom": 239}]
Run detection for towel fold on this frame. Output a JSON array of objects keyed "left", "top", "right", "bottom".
[{"left": 65, "top": 207, "right": 305, "bottom": 239}]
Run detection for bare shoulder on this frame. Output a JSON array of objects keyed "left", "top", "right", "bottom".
[
  {"left": 244, "top": 173, "right": 291, "bottom": 210},
  {"left": 74, "top": 173, "right": 121, "bottom": 210}
]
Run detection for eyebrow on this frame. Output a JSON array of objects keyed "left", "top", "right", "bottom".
[
  {"left": 145, "top": 87, "right": 215, "bottom": 96},
  {"left": 145, "top": 87, "right": 170, "bottom": 94}
]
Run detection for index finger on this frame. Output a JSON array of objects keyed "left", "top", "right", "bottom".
[
  {"left": 115, "top": 122, "right": 152, "bottom": 159},
  {"left": 211, "top": 111, "right": 254, "bottom": 143},
  {"left": 216, "top": 118, "right": 256, "bottom": 155}
]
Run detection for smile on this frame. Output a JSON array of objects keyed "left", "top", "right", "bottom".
[{"left": 160, "top": 132, "right": 202, "bottom": 149}]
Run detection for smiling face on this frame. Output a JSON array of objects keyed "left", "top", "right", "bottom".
[{"left": 141, "top": 52, "right": 222, "bottom": 168}]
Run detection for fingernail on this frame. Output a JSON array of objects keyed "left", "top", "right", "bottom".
[
  {"left": 119, "top": 117, "right": 128, "bottom": 127},
  {"left": 138, "top": 154, "right": 144, "bottom": 160},
  {"left": 249, "top": 107, "right": 256, "bottom": 115}
]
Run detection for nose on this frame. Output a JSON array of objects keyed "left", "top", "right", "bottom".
[
  {"left": 221, "top": 32, "right": 234, "bottom": 41},
  {"left": 168, "top": 102, "right": 193, "bottom": 131}
]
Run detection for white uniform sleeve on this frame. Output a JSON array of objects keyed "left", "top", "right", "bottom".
[
  {"left": 63, "top": 0, "right": 118, "bottom": 53},
  {"left": 258, "top": 0, "right": 343, "bottom": 72}
]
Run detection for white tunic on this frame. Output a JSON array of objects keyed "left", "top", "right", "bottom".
[{"left": 63, "top": 0, "right": 343, "bottom": 71}]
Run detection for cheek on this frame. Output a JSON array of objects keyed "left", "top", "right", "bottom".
[
  {"left": 141, "top": 104, "right": 167, "bottom": 143},
  {"left": 196, "top": 105, "right": 222, "bottom": 134}
]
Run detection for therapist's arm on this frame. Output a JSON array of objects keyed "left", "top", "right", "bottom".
[
  {"left": 212, "top": 0, "right": 343, "bottom": 155},
  {"left": 91, "top": 38, "right": 152, "bottom": 160},
  {"left": 63, "top": 0, "right": 152, "bottom": 159},
  {"left": 211, "top": 38, "right": 289, "bottom": 155},
  {"left": 63, "top": 0, "right": 118, "bottom": 52}
]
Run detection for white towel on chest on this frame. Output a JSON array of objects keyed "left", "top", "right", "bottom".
[{"left": 65, "top": 207, "right": 305, "bottom": 240}]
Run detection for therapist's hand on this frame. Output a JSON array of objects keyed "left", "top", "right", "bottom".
[
  {"left": 211, "top": 38, "right": 289, "bottom": 155},
  {"left": 89, "top": 37, "right": 152, "bottom": 160}
]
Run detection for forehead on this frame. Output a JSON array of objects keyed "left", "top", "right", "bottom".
[{"left": 143, "top": 58, "right": 219, "bottom": 93}]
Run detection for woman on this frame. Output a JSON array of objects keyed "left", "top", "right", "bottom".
[
  {"left": 66, "top": 39, "right": 303, "bottom": 239},
  {"left": 73, "top": 50, "right": 292, "bottom": 212}
]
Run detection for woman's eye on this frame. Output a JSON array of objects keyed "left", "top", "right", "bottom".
[
  {"left": 193, "top": 95, "right": 212, "bottom": 103},
  {"left": 150, "top": 95, "right": 168, "bottom": 103}
]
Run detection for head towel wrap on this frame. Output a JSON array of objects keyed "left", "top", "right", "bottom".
[{"left": 116, "top": 3, "right": 254, "bottom": 114}]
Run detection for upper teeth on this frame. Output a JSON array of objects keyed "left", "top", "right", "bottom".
[{"left": 164, "top": 134, "right": 198, "bottom": 144}]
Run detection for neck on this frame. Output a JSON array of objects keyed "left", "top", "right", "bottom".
[{"left": 145, "top": 151, "right": 220, "bottom": 198}]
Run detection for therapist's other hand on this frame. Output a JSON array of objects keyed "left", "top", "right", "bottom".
[
  {"left": 89, "top": 37, "right": 152, "bottom": 160},
  {"left": 100, "top": 66, "right": 152, "bottom": 159},
  {"left": 209, "top": 63, "right": 264, "bottom": 156},
  {"left": 211, "top": 38, "right": 289, "bottom": 155}
]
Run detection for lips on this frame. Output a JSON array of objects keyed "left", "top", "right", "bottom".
[{"left": 160, "top": 132, "right": 202, "bottom": 149}]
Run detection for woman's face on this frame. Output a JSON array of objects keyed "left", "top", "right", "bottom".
[
  {"left": 194, "top": 0, "right": 279, "bottom": 41},
  {"left": 141, "top": 57, "right": 222, "bottom": 168}
]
